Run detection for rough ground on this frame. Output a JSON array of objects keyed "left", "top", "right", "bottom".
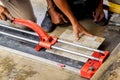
[
  {"left": 0, "top": 48, "right": 83, "bottom": 80},
  {"left": 101, "top": 57, "right": 120, "bottom": 80},
  {"left": 101, "top": 13, "right": 120, "bottom": 80},
  {"left": 0, "top": 0, "right": 120, "bottom": 80}
]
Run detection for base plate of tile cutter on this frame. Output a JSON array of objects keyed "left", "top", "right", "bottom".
[{"left": 0, "top": 18, "right": 109, "bottom": 79}]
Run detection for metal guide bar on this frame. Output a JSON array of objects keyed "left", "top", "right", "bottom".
[
  {"left": 0, "top": 23, "right": 104, "bottom": 54},
  {"left": 58, "top": 39, "right": 104, "bottom": 54},
  {"left": 52, "top": 46, "right": 100, "bottom": 61},
  {"left": 0, "top": 31, "right": 38, "bottom": 44},
  {"left": 0, "top": 23, "right": 37, "bottom": 36},
  {"left": 0, "top": 31, "right": 100, "bottom": 61}
]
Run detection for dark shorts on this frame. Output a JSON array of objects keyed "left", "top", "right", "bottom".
[
  {"left": 55, "top": 0, "right": 100, "bottom": 19},
  {"left": 69, "top": 0, "right": 100, "bottom": 19}
]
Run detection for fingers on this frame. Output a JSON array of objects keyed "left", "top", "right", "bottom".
[
  {"left": 93, "top": 11, "right": 99, "bottom": 22},
  {"left": 83, "top": 31, "right": 93, "bottom": 37},
  {"left": 93, "top": 11, "right": 105, "bottom": 22},
  {"left": 98, "top": 13, "right": 104, "bottom": 22},
  {"left": 58, "top": 15, "right": 68, "bottom": 24},
  {"left": 3, "top": 10, "right": 14, "bottom": 20},
  {"left": 75, "top": 32, "right": 79, "bottom": 40},
  {"left": 0, "top": 6, "right": 14, "bottom": 21},
  {"left": 61, "top": 15, "right": 68, "bottom": 23},
  {"left": 75, "top": 31, "right": 93, "bottom": 40},
  {"left": 0, "top": 13, "right": 6, "bottom": 20}
]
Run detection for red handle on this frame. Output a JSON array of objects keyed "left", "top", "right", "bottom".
[{"left": 13, "top": 18, "right": 57, "bottom": 50}]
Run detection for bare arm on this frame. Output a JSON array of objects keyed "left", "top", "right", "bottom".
[
  {"left": 93, "top": 0, "right": 104, "bottom": 22},
  {"left": 53, "top": 0, "right": 92, "bottom": 39},
  {"left": 53, "top": 0, "right": 79, "bottom": 27}
]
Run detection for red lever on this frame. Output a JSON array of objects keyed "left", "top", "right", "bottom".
[{"left": 13, "top": 18, "right": 58, "bottom": 50}]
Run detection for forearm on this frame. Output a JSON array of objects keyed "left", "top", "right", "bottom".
[
  {"left": 53, "top": 0, "right": 78, "bottom": 25},
  {"left": 53, "top": 0, "right": 91, "bottom": 38},
  {"left": 98, "top": 0, "right": 103, "bottom": 7}
]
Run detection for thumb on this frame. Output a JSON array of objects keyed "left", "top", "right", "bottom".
[{"left": 93, "top": 11, "right": 98, "bottom": 22}]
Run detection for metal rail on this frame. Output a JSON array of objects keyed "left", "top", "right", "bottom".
[
  {"left": 58, "top": 39, "right": 104, "bottom": 54},
  {"left": 52, "top": 46, "right": 100, "bottom": 61},
  {"left": 0, "top": 23, "right": 104, "bottom": 54},
  {"left": 0, "top": 23, "right": 37, "bottom": 36},
  {"left": 0, "top": 31, "right": 100, "bottom": 61}
]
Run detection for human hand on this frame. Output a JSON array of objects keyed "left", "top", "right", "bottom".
[
  {"left": 0, "top": 5, "right": 14, "bottom": 20},
  {"left": 73, "top": 22, "right": 92, "bottom": 40},
  {"left": 93, "top": 5, "right": 104, "bottom": 22},
  {"left": 48, "top": 8, "right": 68, "bottom": 24}
]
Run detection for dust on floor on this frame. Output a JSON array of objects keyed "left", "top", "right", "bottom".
[{"left": 0, "top": 48, "right": 86, "bottom": 80}]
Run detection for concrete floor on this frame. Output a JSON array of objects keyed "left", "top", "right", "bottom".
[
  {"left": 0, "top": 0, "right": 119, "bottom": 80},
  {"left": 0, "top": 19, "right": 106, "bottom": 80},
  {"left": 0, "top": 46, "right": 83, "bottom": 80},
  {"left": 0, "top": 0, "right": 106, "bottom": 80},
  {"left": 0, "top": 1, "right": 86, "bottom": 80}
]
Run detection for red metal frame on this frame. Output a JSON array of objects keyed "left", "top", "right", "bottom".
[
  {"left": 13, "top": 18, "right": 57, "bottom": 51},
  {"left": 80, "top": 51, "right": 109, "bottom": 79},
  {"left": 13, "top": 18, "right": 109, "bottom": 79}
]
